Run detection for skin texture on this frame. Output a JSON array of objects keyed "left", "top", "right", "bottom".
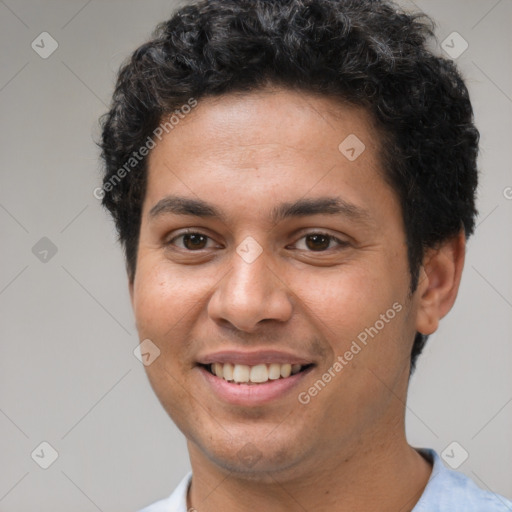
[{"left": 129, "top": 88, "right": 466, "bottom": 512}]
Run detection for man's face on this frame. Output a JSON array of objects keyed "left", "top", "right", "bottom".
[{"left": 130, "top": 88, "right": 423, "bottom": 478}]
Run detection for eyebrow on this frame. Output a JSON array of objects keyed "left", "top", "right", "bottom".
[{"left": 148, "top": 195, "right": 373, "bottom": 225}]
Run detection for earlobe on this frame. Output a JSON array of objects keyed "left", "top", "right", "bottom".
[{"left": 415, "top": 230, "right": 466, "bottom": 335}]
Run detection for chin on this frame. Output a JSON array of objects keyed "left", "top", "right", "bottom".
[{"left": 194, "top": 430, "right": 309, "bottom": 480}]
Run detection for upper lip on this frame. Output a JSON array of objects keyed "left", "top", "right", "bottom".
[{"left": 196, "top": 349, "right": 315, "bottom": 366}]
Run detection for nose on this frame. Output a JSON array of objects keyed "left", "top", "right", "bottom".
[{"left": 207, "top": 246, "right": 293, "bottom": 333}]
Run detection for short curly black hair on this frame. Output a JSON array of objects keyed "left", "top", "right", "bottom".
[{"left": 98, "top": 0, "right": 479, "bottom": 371}]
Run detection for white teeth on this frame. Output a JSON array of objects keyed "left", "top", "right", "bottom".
[
  {"left": 223, "top": 363, "right": 234, "bottom": 381},
  {"left": 213, "top": 363, "right": 223, "bottom": 378},
  {"left": 280, "top": 363, "right": 292, "bottom": 378},
  {"left": 209, "top": 362, "right": 307, "bottom": 383},
  {"left": 233, "top": 364, "right": 250, "bottom": 383},
  {"left": 291, "top": 364, "right": 302, "bottom": 375},
  {"left": 268, "top": 363, "right": 281, "bottom": 380},
  {"left": 249, "top": 364, "right": 269, "bottom": 383}
]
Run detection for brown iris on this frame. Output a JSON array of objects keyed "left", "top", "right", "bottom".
[
  {"left": 182, "top": 233, "right": 208, "bottom": 250},
  {"left": 305, "top": 234, "right": 331, "bottom": 251}
]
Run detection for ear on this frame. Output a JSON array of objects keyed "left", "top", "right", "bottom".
[{"left": 415, "top": 230, "right": 466, "bottom": 336}]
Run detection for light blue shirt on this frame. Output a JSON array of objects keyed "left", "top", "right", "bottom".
[{"left": 137, "top": 448, "right": 512, "bottom": 511}]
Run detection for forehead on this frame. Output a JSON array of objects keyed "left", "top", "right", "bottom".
[
  {"left": 150, "top": 88, "right": 379, "bottom": 160},
  {"left": 143, "top": 88, "right": 395, "bottom": 226}
]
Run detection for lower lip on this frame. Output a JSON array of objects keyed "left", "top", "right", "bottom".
[{"left": 198, "top": 366, "right": 314, "bottom": 406}]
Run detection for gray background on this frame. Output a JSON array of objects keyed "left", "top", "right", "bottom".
[{"left": 0, "top": 0, "right": 511, "bottom": 510}]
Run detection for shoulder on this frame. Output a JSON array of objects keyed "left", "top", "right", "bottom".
[
  {"left": 413, "top": 448, "right": 512, "bottom": 512},
  {"left": 136, "top": 471, "right": 192, "bottom": 512}
]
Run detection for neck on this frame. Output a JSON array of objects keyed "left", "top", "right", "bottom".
[{"left": 186, "top": 430, "right": 432, "bottom": 512}]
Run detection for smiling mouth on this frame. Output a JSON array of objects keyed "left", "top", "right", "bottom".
[{"left": 199, "top": 362, "right": 315, "bottom": 384}]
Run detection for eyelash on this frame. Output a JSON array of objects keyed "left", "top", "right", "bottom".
[{"left": 166, "top": 230, "right": 349, "bottom": 252}]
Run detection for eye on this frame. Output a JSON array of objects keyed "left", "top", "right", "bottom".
[
  {"left": 292, "top": 232, "right": 349, "bottom": 252},
  {"left": 166, "top": 230, "right": 349, "bottom": 253},
  {"left": 167, "top": 231, "right": 218, "bottom": 251}
]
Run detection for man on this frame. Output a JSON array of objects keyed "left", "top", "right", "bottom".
[{"left": 98, "top": 0, "right": 512, "bottom": 510}]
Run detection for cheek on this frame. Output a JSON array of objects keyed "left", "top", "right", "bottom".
[
  {"left": 293, "top": 266, "right": 410, "bottom": 424},
  {"left": 131, "top": 257, "right": 217, "bottom": 339},
  {"left": 287, "top": 263, "right": 401, "bottom": 347},
  {"left": 132, "top": 259, "right": 182, "bottom": 337}
]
